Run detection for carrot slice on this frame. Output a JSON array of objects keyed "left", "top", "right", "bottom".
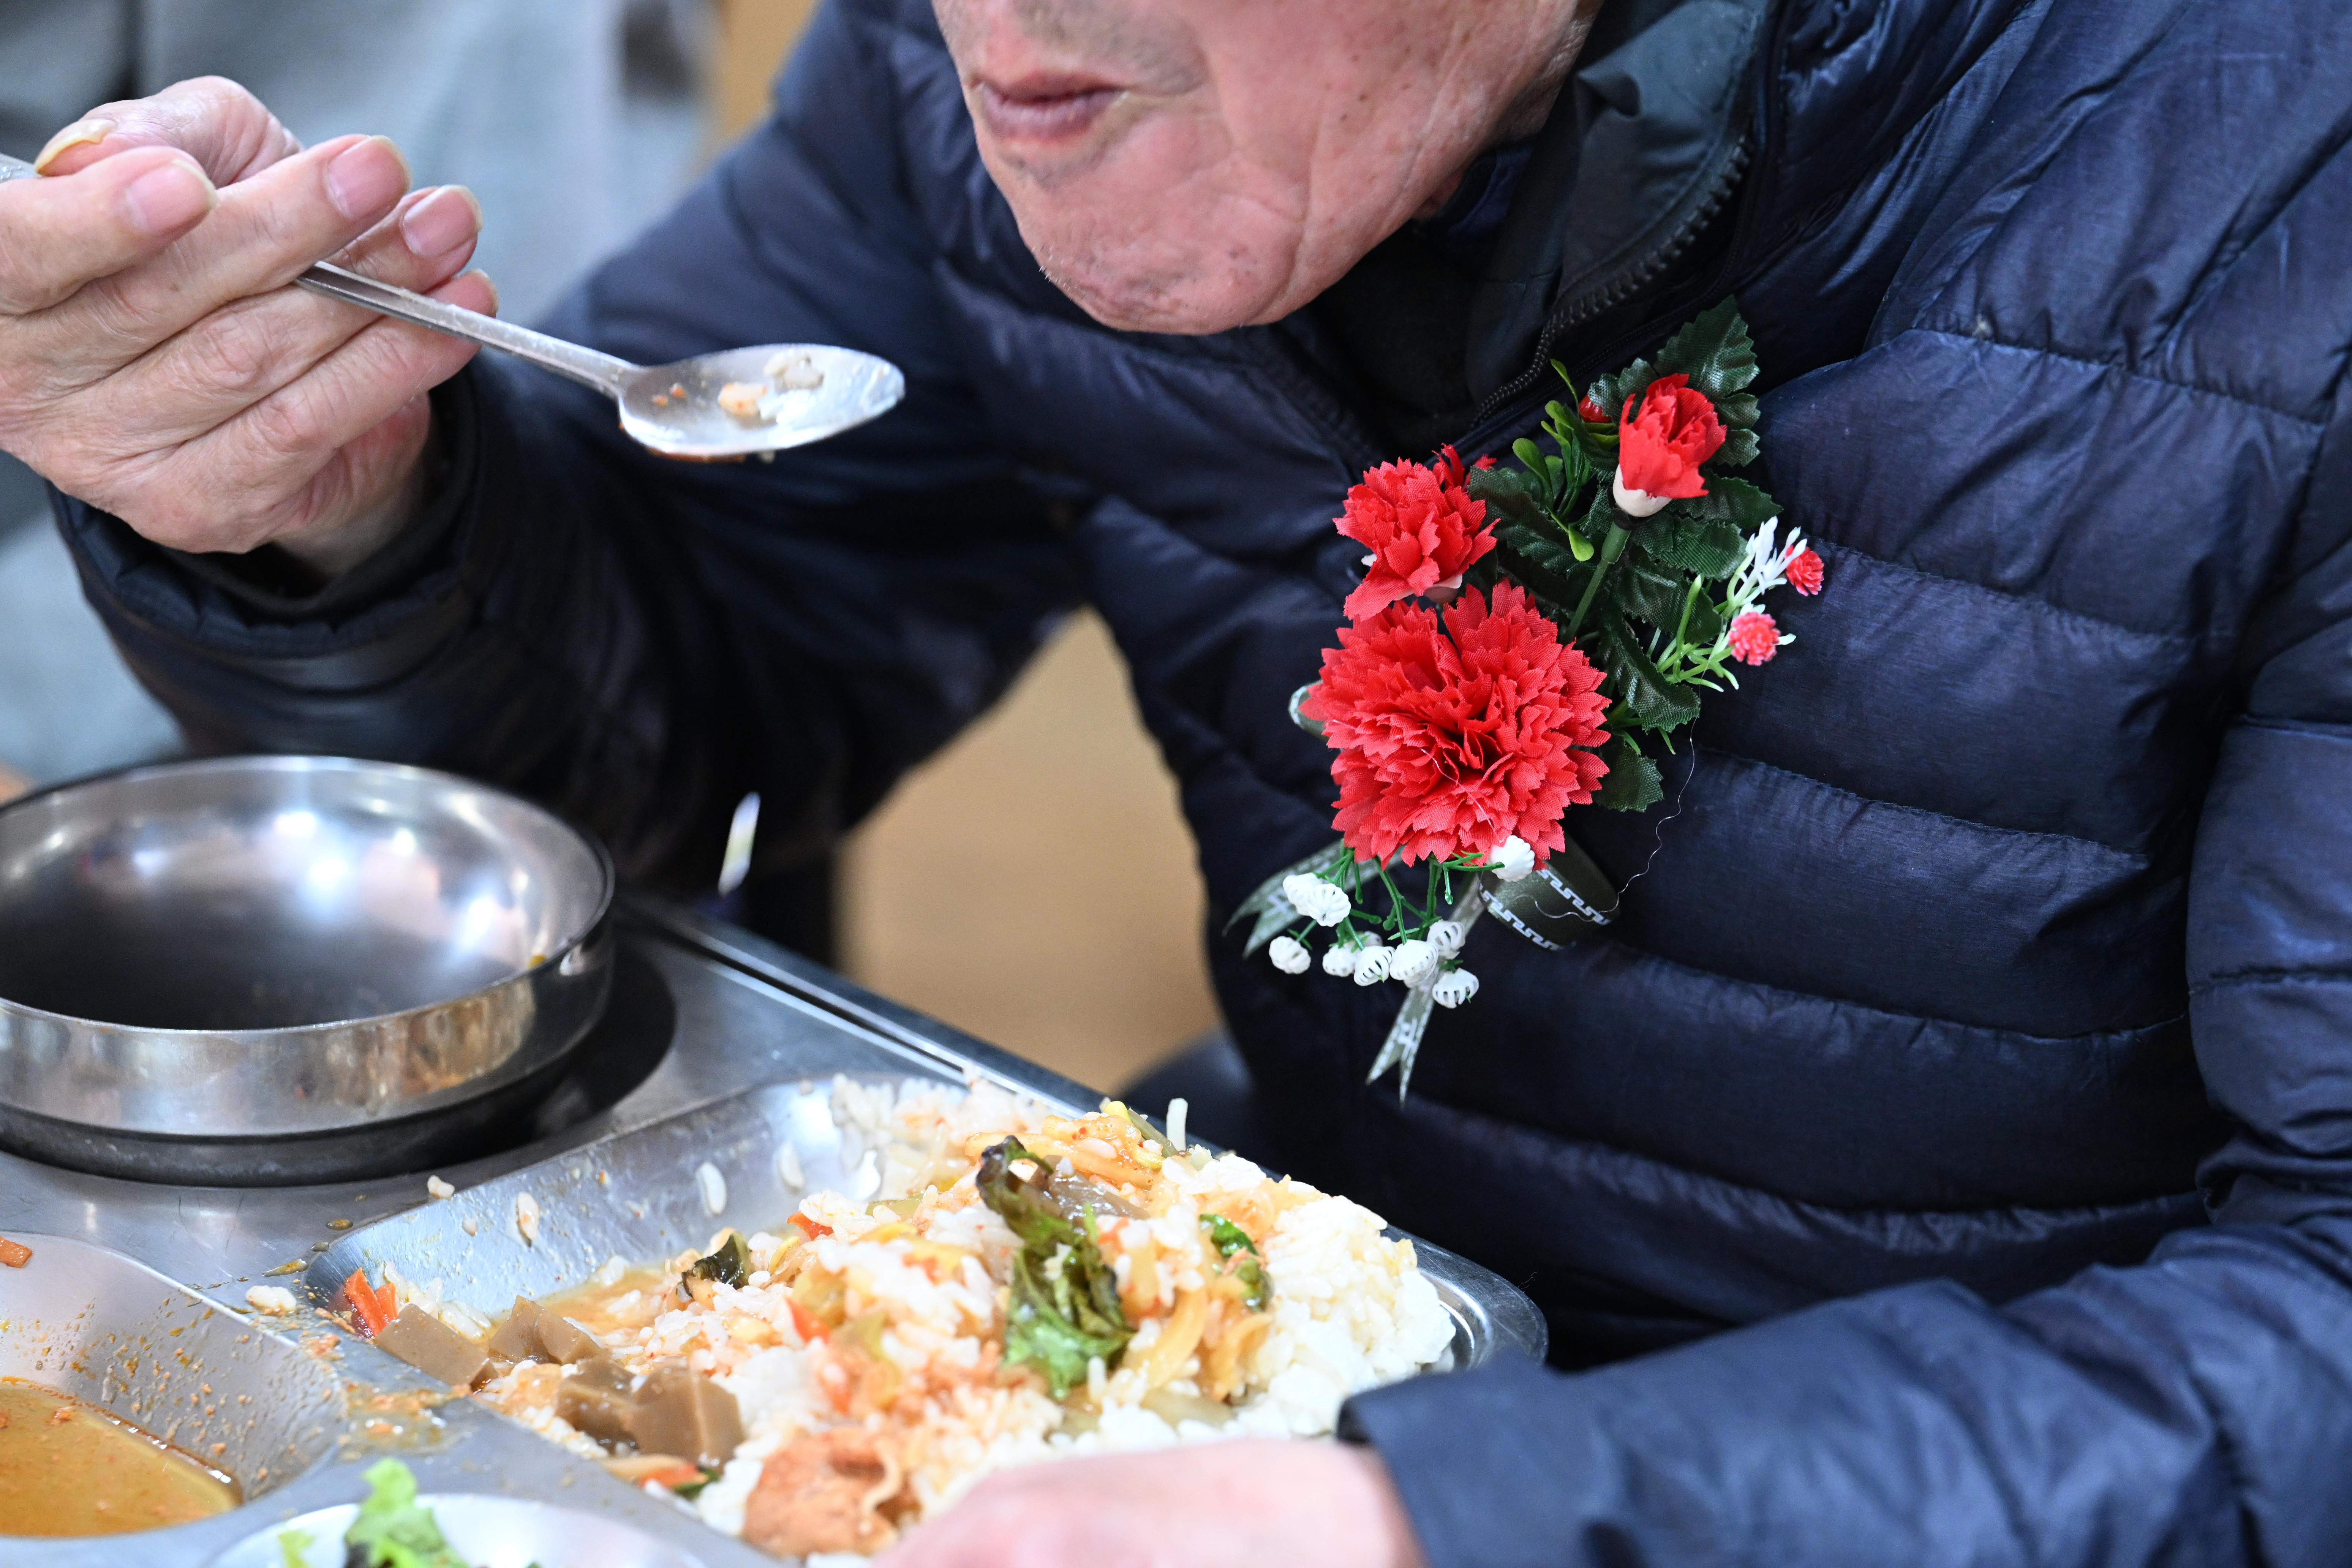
[
  {"left": 788, "top": 1298, "right": 830, "bottom": 1344},
  {"left": 787, "top": 1212, "right": 832, "bottom": 1239},
  {"left": 344, "top": 1268, "right": 396, "bottom": 1337},
  {"left": 0, "top": 1235, "right": 30, "bottom": 1268}
]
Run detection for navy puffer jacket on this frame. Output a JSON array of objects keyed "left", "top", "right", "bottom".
[{"left": 58, "top": 0, "right": 2352, "bottom": 1561}]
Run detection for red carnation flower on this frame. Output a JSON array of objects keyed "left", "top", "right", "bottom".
[
  {"left": 1302, "top": 582, "right": 1611, "bottom": 864},
  {"left": 1336, "top": 449, "right": 1497, "bottom": 621},
  {"left": 1785, "top": 547, "right": 1825, "bottom": 596},
  {"left": 1577, "top": 392, "right": 1609, "bottom": 424},
  {"left": 1616, "top": 373, "right": 1725, "bottom": 505},
  {"left": 1728, "top": 611, "right": 1780, "bottom": 665}
]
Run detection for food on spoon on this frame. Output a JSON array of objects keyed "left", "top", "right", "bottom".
[
  {"left": 763, "top": 351, "right": 826, "bottom": 390},
  {"left": 0, "top": 1234, "right": 29, "bottom": 1267},
  {"left": 0, "top": 1378, "right": 239, "bottom": 1535},
  {"left": 718, "top": 382, "right": 768, "bottom": 422}
]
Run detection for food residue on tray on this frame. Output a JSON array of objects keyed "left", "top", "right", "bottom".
[
  {"left": 362, "top": 1079, "right": 1451, "bottom": 1560},
  {"left": 0, "top": 1377, "right": 240, "bottom": 1535},
  {"left": 0, "top": 1234, "right": 29, "bottom": 1267}
]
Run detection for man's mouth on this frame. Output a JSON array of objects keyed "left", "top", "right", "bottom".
[{"left": 971, "top": 75, "right": 1124, "bottom": 142}]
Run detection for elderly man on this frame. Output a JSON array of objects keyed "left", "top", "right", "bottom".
[{"left": 4, "top": 0, "right": 2349, "bottom": 1563}]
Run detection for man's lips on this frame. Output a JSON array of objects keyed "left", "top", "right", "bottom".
[{"left": 971, "top": 76, "right": 1124, "bottom": 142}]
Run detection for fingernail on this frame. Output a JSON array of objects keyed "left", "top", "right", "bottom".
[
  {"left": 122, "top": 157, "right": 217, "bottom": 235},
  {"left": 399, "top": 185, "right": 479, "bottom": 258},
  {"left": 325, "top": 136, "right": 407, "bottom": 220},
  {"left": 34, "top": 117, "right": 115, "bottom": 173}
]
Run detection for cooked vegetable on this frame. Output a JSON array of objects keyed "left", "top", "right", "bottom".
[
  {"left": 0, "top": 1234, "right": 30, "bottom": 1267},
  {"left": 344, "top": 1270, "right": 398, "bottom": 1339},
  {"left": 977, "top": 1136, "right": 1133, "bottom": 1397},
  {"left": 533, "top": 1312, "right": 604, "bottom": 1366},
  {"left": 484, "top": 1297, "right": 542, "bottom": 1362},
  {"left": 1202, "top": 1214, "right": 1271, "bottom": 1310},
  {"left": 277, "top": 1528, "right": 312, "bottom": 1568},
  {"left": 343, "top": 1458, "right": 467, "bottom": 1568},
  {"left": 554, "top": 1356, "right": 637, "bottom": 1446},
  {"left": 373, "top": 1306, "right": 492, "bottom": 1389},
  {"left": 631, "top": 1359, "right": 744, "bottom": 1467},
  {"left": 683, "top": 1230, "right": 751, "bottom": 1293}
]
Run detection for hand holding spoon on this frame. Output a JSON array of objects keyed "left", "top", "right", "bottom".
[{"left": 0, "top": 151, "right": 904, "bottom": 461}]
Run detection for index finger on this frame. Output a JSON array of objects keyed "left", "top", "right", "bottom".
[
  {"left": 35, "top": 76, "right": 302, "bottom": 187},
  {"left": 0, "top": 145, "right": 217, "bottom": 316}
]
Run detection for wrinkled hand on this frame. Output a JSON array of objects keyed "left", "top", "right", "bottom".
[
  {"left": 876, "top": 1440, "right": 1429, "bottom": 1568},
  {"left": 0, "top": 77, "right": 495, "bottom": 575}
]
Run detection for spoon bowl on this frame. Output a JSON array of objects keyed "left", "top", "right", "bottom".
[{"left": 617, "top": 342, "right": 906, "bottom": 460}]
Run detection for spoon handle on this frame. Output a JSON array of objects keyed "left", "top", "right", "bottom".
[
  {"left": 0, "top": 150, "right": 638, "bottom": 397},
  {"left": 294, "top": 263, "right": 637, "bottom": 396}
]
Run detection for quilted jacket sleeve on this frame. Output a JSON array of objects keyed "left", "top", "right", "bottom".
[
  {"left": 55, "top": 0, "right": 1081, "bottom": 887},
  {"left": 1341, "top": 407, "right": 2352, "bottom": 1565}
]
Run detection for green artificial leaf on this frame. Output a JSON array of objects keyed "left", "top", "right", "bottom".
[
  {"left": 684, "top": 1231, "right": 750, "bottom": 1290},
  {"left": 1201, "top": 1216, "right": 1272, "bottom": 1310},
  {"left": 346, "top": 1460, "right": 470, "bottom": 1568},
  {"left": 1634, "top": 517, "right": 1746, "bottom": 580},
  {"left": 1614, "top": 558, "right": 1694, "bottom": 632},
  {"left": 1590, "top": 610, "right": 1702, "bottom": 733},
  {"left": 1650, "top": 296, "right": 1758, "bottom": 400},
  {"left": 1467, "top": 463, "right": 1546, "bottom": 527},
  {"left": 1672, "top": 476, "right": 1780, "bottom": 532},
  {"left": 979, "top": 1137, "right": 1133, "bottom": 1398},
  {"left": 1494, "top": 539, "right": 1589, "bottom": 628},
  {"left": 1680, "top": 593, "right": 1726, "bottom": 649},
  {"left": 1496, "top": 517, "right": 1593, "bottom": 582},
  {"left": 1715, "top": 425, "right": 1760, "bottom": 469},
  {"left": 1591, "top": 356, "right": 1659, "bottom": 430},
  {"left": 1590, "top": 731, "right": 1666, "bottom": 812},
  {"left": 1714, "top": 392, "right": 1759, "bottom": 430}
]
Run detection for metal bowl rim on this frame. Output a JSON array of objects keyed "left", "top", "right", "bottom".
[{"left": 0, "top": 754, "right": 616, "bottom": 1039}]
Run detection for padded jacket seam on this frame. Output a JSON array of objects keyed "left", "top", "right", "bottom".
[
  {"left": 2193, "top": 967, "right": 2352, "bottom": 997},
  {"left": 1424, "top": 1094, "right": 2200, "bottom": 1226},
  {"left": 1596, "top": 926, "right": 2187, "bottom": 1050},
  {"left": 1702, "top": 744, "right": 2156, "bottom": 863},
  {"left": 1817, "top": 538, "right": 2197, "bottom": 650},
  {"left": 1909, "top": 326, "right": 2332, "bottom": 428}
]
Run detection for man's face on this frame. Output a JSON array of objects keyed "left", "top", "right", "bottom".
[{"left": 933, "top": 0, "right": 1588, "bottom": 335}]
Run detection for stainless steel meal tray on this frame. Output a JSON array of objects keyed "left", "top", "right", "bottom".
[{"left": 309, "top": 1073, "right": 1549, "bottom": 1382}]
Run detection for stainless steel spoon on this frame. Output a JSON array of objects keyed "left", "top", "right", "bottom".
[{"left": 0, "top": 152, "right": 904, "bottom": 460}]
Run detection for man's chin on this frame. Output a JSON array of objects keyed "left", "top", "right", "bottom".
[{"left": 1033, "top": 246, "right": 1276, "bottom": 337}]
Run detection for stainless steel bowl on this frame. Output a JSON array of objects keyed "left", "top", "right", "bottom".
[{"left": 0, "top": 756, "right": 615, "bottom": 1184}]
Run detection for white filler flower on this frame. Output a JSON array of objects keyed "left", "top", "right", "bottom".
[
  {"left": 1268, "top": 935, "right": 1312, "bottom": 975},
  {"left": 1282, "top": 872, "right": 1351, "bottom": 927},
  {"left": 1352, "top": 941, "right": 1393, "bottom": 986},
  {"left": 1430, "top": 967, "right": 1481, "bottom": 1008},
  {"left": 1426, "top": 920, "right": 1467, "bottom": 957},
  {"left": 1322, "top": 941, "right": 1360, "bottom": 977},
  {"left": 1388, "top": 938, "right": 1438, "bottom": 986},
  {"left": 1489, "top": 836, "right": 1536, "bottom": 882}
]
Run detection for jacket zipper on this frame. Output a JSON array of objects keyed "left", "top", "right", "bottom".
[{"left": 1464, "top": 133, "right": 1754, "bottom": 441}]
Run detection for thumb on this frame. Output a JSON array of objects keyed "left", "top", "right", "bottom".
[{"left": 35, "top": 74, "right": 303, "bottom": 186}]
